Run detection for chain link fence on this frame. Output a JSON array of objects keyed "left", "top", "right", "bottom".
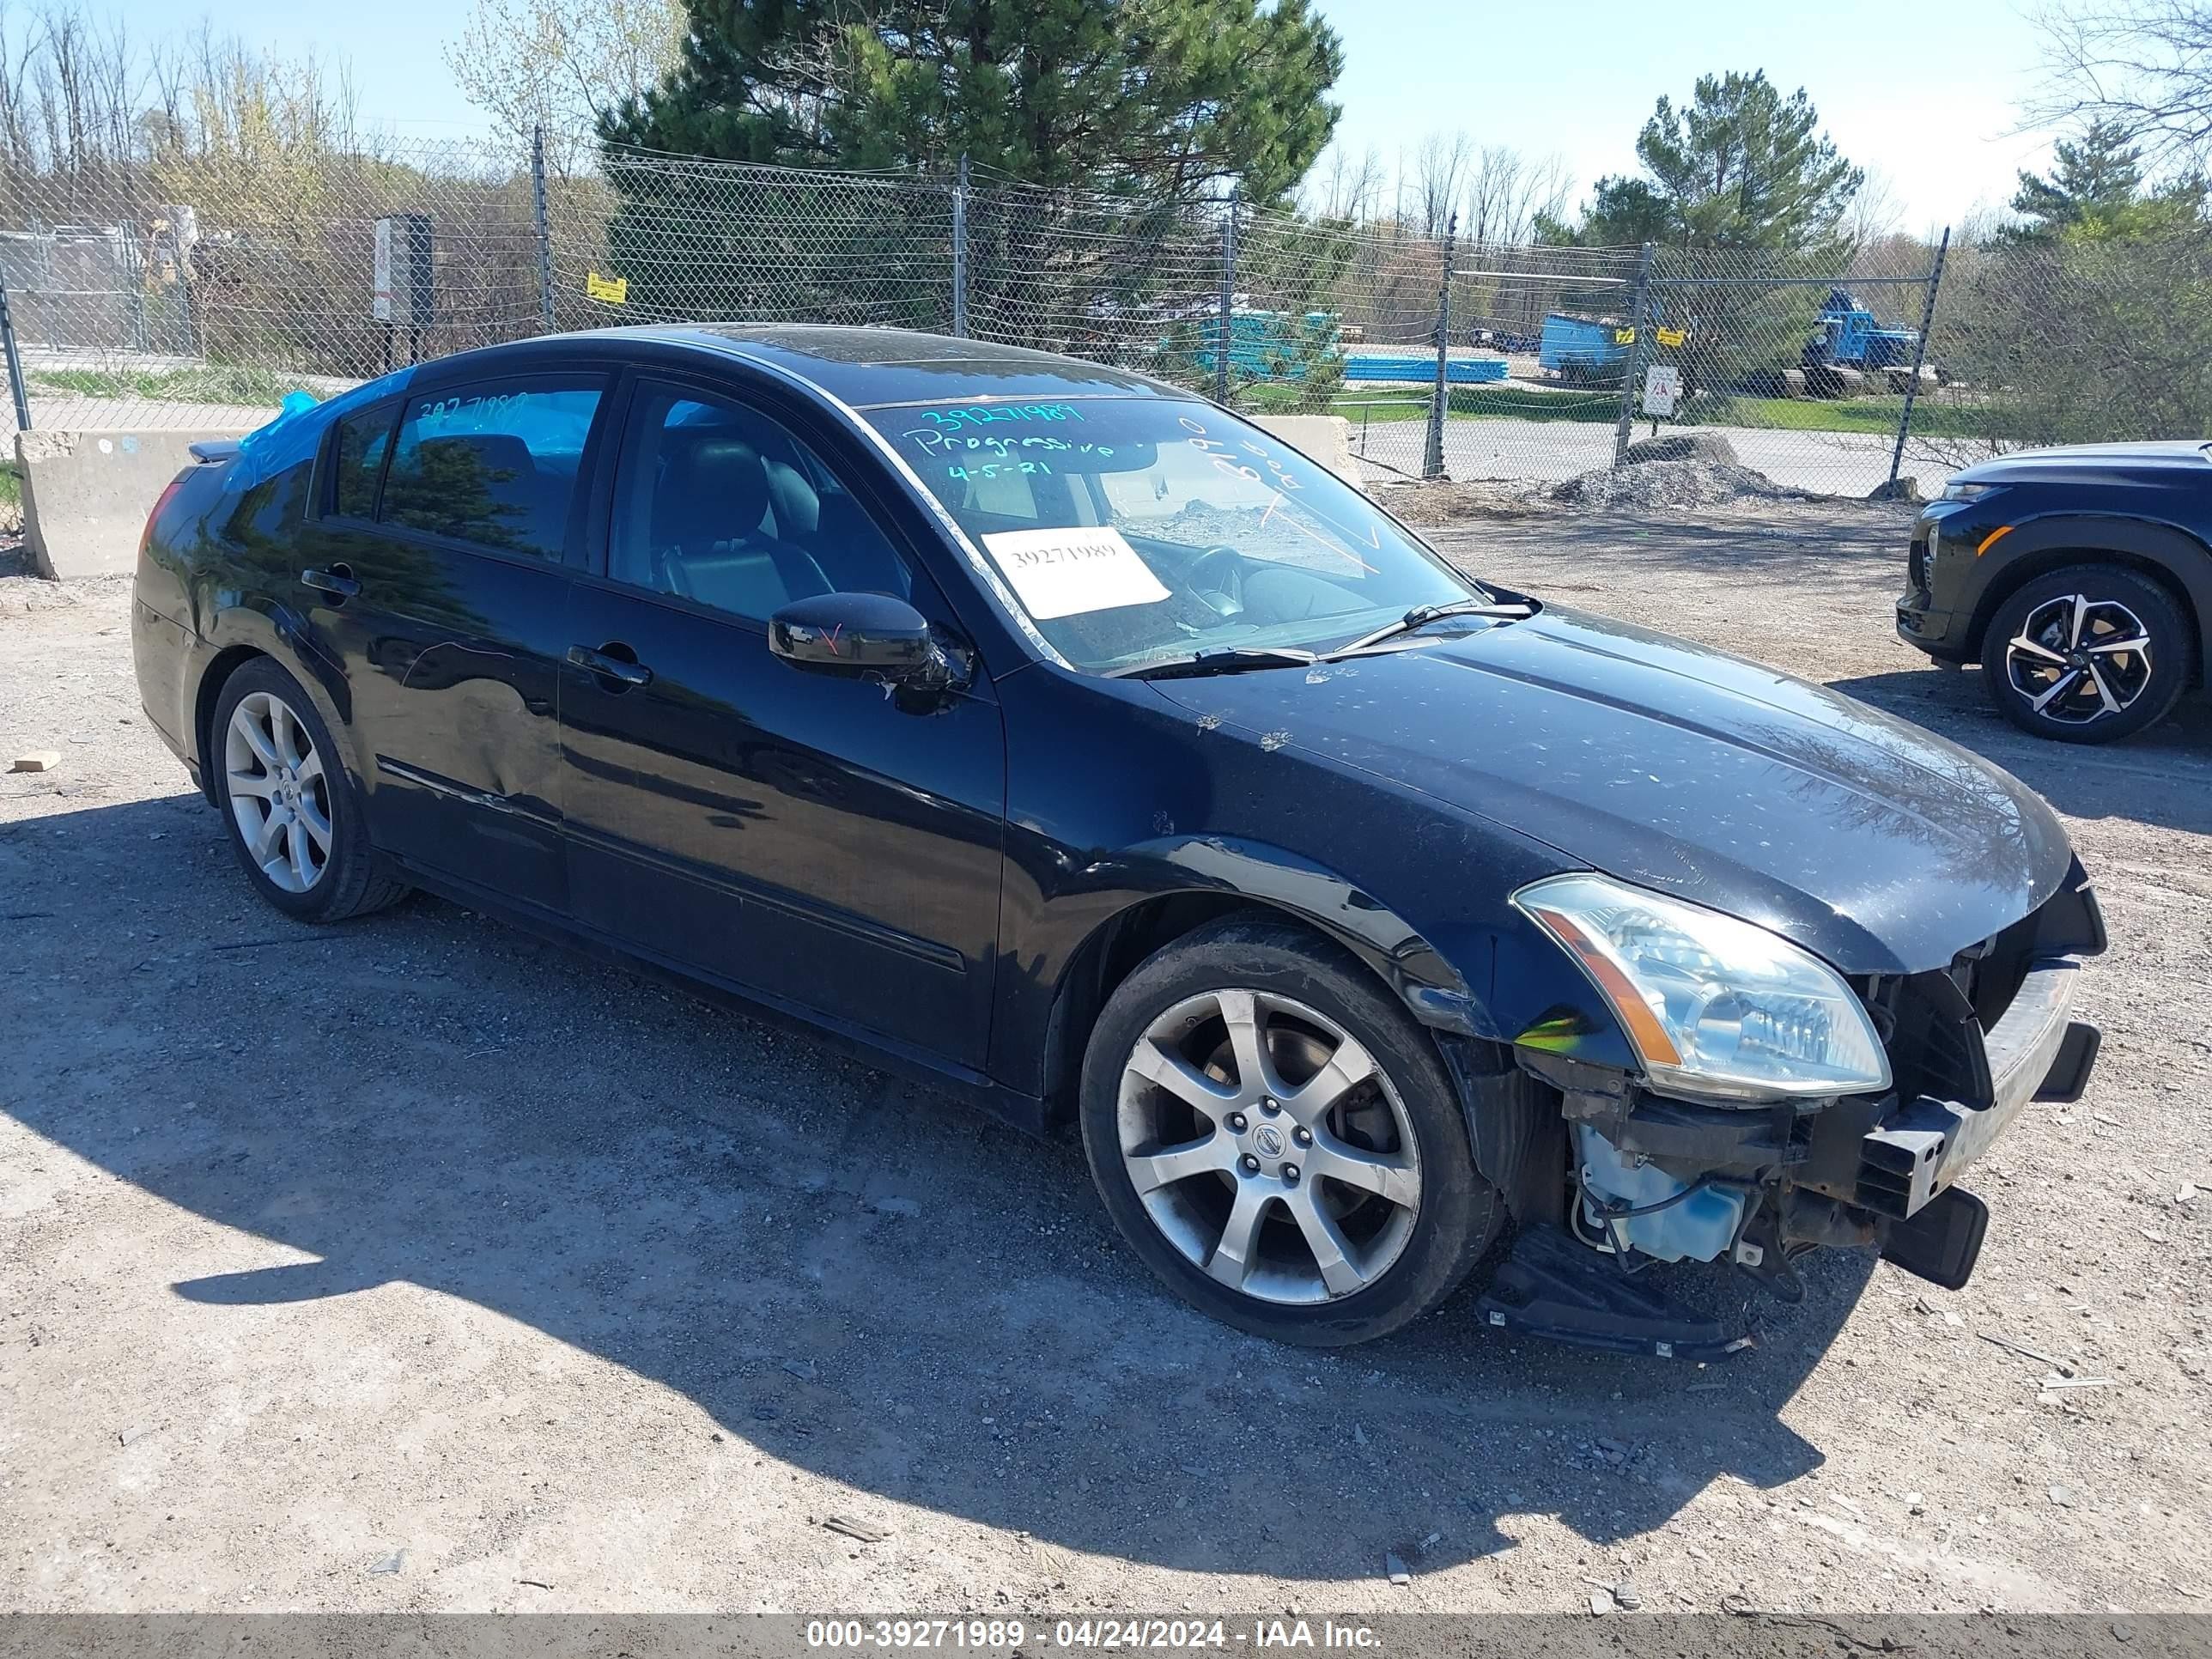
[{"left": 1, "top": 129, "right": 2205, "bottom": 506}]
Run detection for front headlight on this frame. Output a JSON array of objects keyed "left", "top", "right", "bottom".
[
  {"left": 1512, "top": 873, "right": 1891, "bottom": 1103},
  {"left": 1940, "top": 480, "right": 1998, "bottom": 503}
]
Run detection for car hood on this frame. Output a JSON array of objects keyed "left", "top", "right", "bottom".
[
  {"left": 1954, "top": 440, "right": 2211, "bottom": 486},
  {"left": 1146, "top": 607, "right": 2076, "bottom": 974}
]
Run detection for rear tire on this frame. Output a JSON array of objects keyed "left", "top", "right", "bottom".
[
  {"left": 1981, "top": 564, "right": 2190, "bottom": 744},
  {"left": 1079, "top": 917, "right": 1502, "bottom": 1346},
  {"left": 210, "top": 658, "right": 409, "bottom": 922}
]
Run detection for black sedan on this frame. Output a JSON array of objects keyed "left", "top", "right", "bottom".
[
  {"left": 133, "top": 326, "right": 2104, "bottom": 1355},
  {"left": 1898, "top": 440, "right": 2211, "bottom": 742}
]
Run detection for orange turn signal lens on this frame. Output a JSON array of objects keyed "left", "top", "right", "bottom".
[{"left": 1523, "top": 904, "right": 1684, "bottom": 1067}]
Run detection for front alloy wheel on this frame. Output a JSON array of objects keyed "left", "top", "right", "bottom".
[
  {"left": 1117, "top": 988, "right": 1422, "bottom": 1304},
  {"left": 1983, "top": 564, "right": 2189, "bottom": 744},
  {"left": 2002, "top": 594, "right": 2154, "bottom": 727},
  {"left": 1080, "top": 918, "right": 1501, "bottom": 1346}
]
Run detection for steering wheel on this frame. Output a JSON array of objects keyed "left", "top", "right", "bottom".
[{"left": 1188, "top": 544, "right": 1247, "bottom": 618}]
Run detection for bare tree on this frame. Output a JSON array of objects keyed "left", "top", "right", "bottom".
[
  {"left": 1462, "top": 143, "right": 1571, "bottom": 245},
  {"left": 0, "top": 2, "right": 375, "bottom": 184},
  {"left": 443, "top": 0, "right": 685, "bottom": 171},
  {"left": 1409, "top": 129, "right": 1473, "bottom": 236},
  {"left": 1842, "top": 166, "right": 1905, "bottom": 249},
  {"left": 2027, "top": 1, "right": 2212, "bottom": 167},
  {"left": 1305, "top": 140, "right": 1384, "bottom": 221}
]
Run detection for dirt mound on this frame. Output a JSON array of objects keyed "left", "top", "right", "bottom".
[
  {"left": 1548, "top": 457, "right": 1814, "bottom": 511},
  {"left": 1620, "top": 430, "right": 1739, "bottom": 468}
]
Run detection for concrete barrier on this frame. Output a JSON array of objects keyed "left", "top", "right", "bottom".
[
  {"left": 17, "top": 427, "right": 251, "bottom": 580},
  {"left": 1249, "top": 415, "right": 1362, "bottom": 491}
]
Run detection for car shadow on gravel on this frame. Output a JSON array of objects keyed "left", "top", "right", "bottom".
[
  {"left": 4, "top": 793, "right": 1863, "bottom": 1581},
  {"left": 1825, "top": 666, "right": 2212, "bottom": 837}
]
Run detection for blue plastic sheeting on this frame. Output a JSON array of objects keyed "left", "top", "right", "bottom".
[
  {"left": 219, "top": 365, "right": 418, "bottom": 497},
  {"left": 1342, "top": 356, "right": 1508, "bottom": 384}
]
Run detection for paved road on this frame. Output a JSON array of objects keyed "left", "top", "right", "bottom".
[{"left": 1351, "top": 416, "right": 1929, "bottom": 497}]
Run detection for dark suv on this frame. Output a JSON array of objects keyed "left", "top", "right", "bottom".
[{"left": 1897, "top": 441, "right": 2211, "bottom": 742}]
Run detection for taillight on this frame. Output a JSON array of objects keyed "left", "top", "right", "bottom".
[{"left": 141, "top": 476, "right": 185, "bottom": 556}]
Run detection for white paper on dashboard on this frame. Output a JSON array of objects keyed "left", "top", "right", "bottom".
[{"left": 979, "top": 526, "right": 1171, "bottom": 619}]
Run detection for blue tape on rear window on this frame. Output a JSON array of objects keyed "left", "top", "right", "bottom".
[{"left": 220, "top": 366, "right": 417, "bottom": 495}]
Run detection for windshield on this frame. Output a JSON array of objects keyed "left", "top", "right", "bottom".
[{"left": 863, "top": 396, "right": 1479, "bottom": 673}]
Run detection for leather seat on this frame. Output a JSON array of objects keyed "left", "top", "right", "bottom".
[{"left": 647, "top": 432, "right": 832, "bottom": 617}]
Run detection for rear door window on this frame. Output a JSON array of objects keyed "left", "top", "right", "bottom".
[{"left": 380, "top": 380, "right": 605, "bottom": 559}]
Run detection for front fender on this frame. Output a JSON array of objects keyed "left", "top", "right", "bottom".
[
  {"left": 1966, "top": 512, "right": 2212, "bottom": 678},
  {"left": 990, "top": 824, "right": 1639, "bottom": 1105},
  {"left": 1131, "top": 833, "right": 1494, "bottom": 1034}
]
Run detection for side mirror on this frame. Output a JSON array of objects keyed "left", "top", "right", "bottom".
[{"left": 769, "top": 592, "right": 964, "bottom": 689}]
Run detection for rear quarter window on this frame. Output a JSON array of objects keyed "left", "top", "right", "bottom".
[{"left": 329, "top": 406, "right": 396, "bottom": 520}]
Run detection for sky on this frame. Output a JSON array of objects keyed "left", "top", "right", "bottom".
[{"left": 111, "top": 0, "right": 2059, "bottom": 234}]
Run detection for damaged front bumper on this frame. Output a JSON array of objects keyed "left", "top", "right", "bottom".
[{"left": 1471, "top": 951, "right": 2101, "bottom": 1359}]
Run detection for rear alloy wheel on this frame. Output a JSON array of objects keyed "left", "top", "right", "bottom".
[
  {"left": 225, "top": 689, "right": 333, "bottom": 895},
  {"left": 1080, "top": 919, "right": 1500, "bottom": 1346},
  {"left": 1983, "top": 564, "right": 2190, "bottom": 744},
  {"left": 210, "top": 659, "right": 410, "bottom": 921}
]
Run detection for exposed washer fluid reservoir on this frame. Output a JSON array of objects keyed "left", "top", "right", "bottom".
[{"left": 1575, "top": 1122, "right": 1748, "bottom": 1263}]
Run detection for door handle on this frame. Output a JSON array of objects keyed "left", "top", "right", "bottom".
[
  {"left": 567, "top": 643, "right": 653, "bottom": 688},
  {"left": 300, "top": 564, "right": 360, "bottom": 599}
]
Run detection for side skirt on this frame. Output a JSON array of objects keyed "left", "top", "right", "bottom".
[{"left": 384, "top": 854, "right": 1050, "bottom": 1139}]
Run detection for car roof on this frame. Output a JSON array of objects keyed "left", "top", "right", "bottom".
[{"left": 417, "top": 324, "right": 1195, "bottom": 412}]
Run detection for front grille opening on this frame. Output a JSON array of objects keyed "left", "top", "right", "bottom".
[{"left": 1861, "top": 872, "right": 2094, "bottom": 1108}]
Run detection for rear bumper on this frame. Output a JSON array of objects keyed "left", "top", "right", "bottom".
[
  {"left": 131, "top": 594, "right": 198, "bottom": 767},
  {"left": 1857, "top": 959, "right": 2097, "bottom": 1220}
]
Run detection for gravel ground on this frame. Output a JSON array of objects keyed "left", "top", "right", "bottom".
[{"left": 3, "top": 504, "right": 2209, "bottom": 1620}]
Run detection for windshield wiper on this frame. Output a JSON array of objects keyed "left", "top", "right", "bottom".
[
  {"left": 1328, "top": 599, "right": 1535, "bottom": 657},
  {"left": 1110, "top": 647, "right": 1318, "bottom": 680}
]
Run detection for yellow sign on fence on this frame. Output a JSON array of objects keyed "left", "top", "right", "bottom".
[
  {"left": 1656, "top": 325, "right": 1687, "bottom": 348},
  {"left": 1613, "top": 327, "right": 1636, "bottom": 345},
  {"left": 586, "top": 270, "right": 629, "bottom": 305}
]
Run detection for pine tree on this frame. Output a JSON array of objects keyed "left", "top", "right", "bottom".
[
  {"left": 600, "top": 0, "right": 1344, "bottom": 205},
  {"left": 2007, "top": 120, "right": 2148, "bottom": 240},
  {"left": 1540, "top": 70, "right": 1863, "bottom": 250}
]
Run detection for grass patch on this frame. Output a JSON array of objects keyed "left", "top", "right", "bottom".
[
  {"left": 1698, "top": 394, "right": 1984, "bottom": 437},
  {"left": 29, "top": 363, "right": 319, "bottom": 405},
  {"left": 0, "top": 461, "right": 19, "bottom": 510},
  {"left": 1266, "top": 380, "right": 1986, "bottom": 439},
  {"left": 1334, "top": 386, "right": 1623, "bottom": 424}
]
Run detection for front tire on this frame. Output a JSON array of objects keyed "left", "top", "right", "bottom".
[
  {"left": 1981, "top": 564, "right": 2190, "bottom": 744},
  {"left": 210, "top": 659, "right": 409, "bottom": 922},
  {"left": 1079, "top": 918, "right": 1502, "bottom": 1346}
]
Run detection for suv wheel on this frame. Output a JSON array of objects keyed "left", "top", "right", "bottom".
[
  {"left": 1982, "top": 564, "right": 2190, "bottom": 744},
  {"left": 1079, "top": 917, "right": 1502, "bottom": 1346},
  {"left": 211, "top": 659, "right": 410, "bottom": 921}
]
